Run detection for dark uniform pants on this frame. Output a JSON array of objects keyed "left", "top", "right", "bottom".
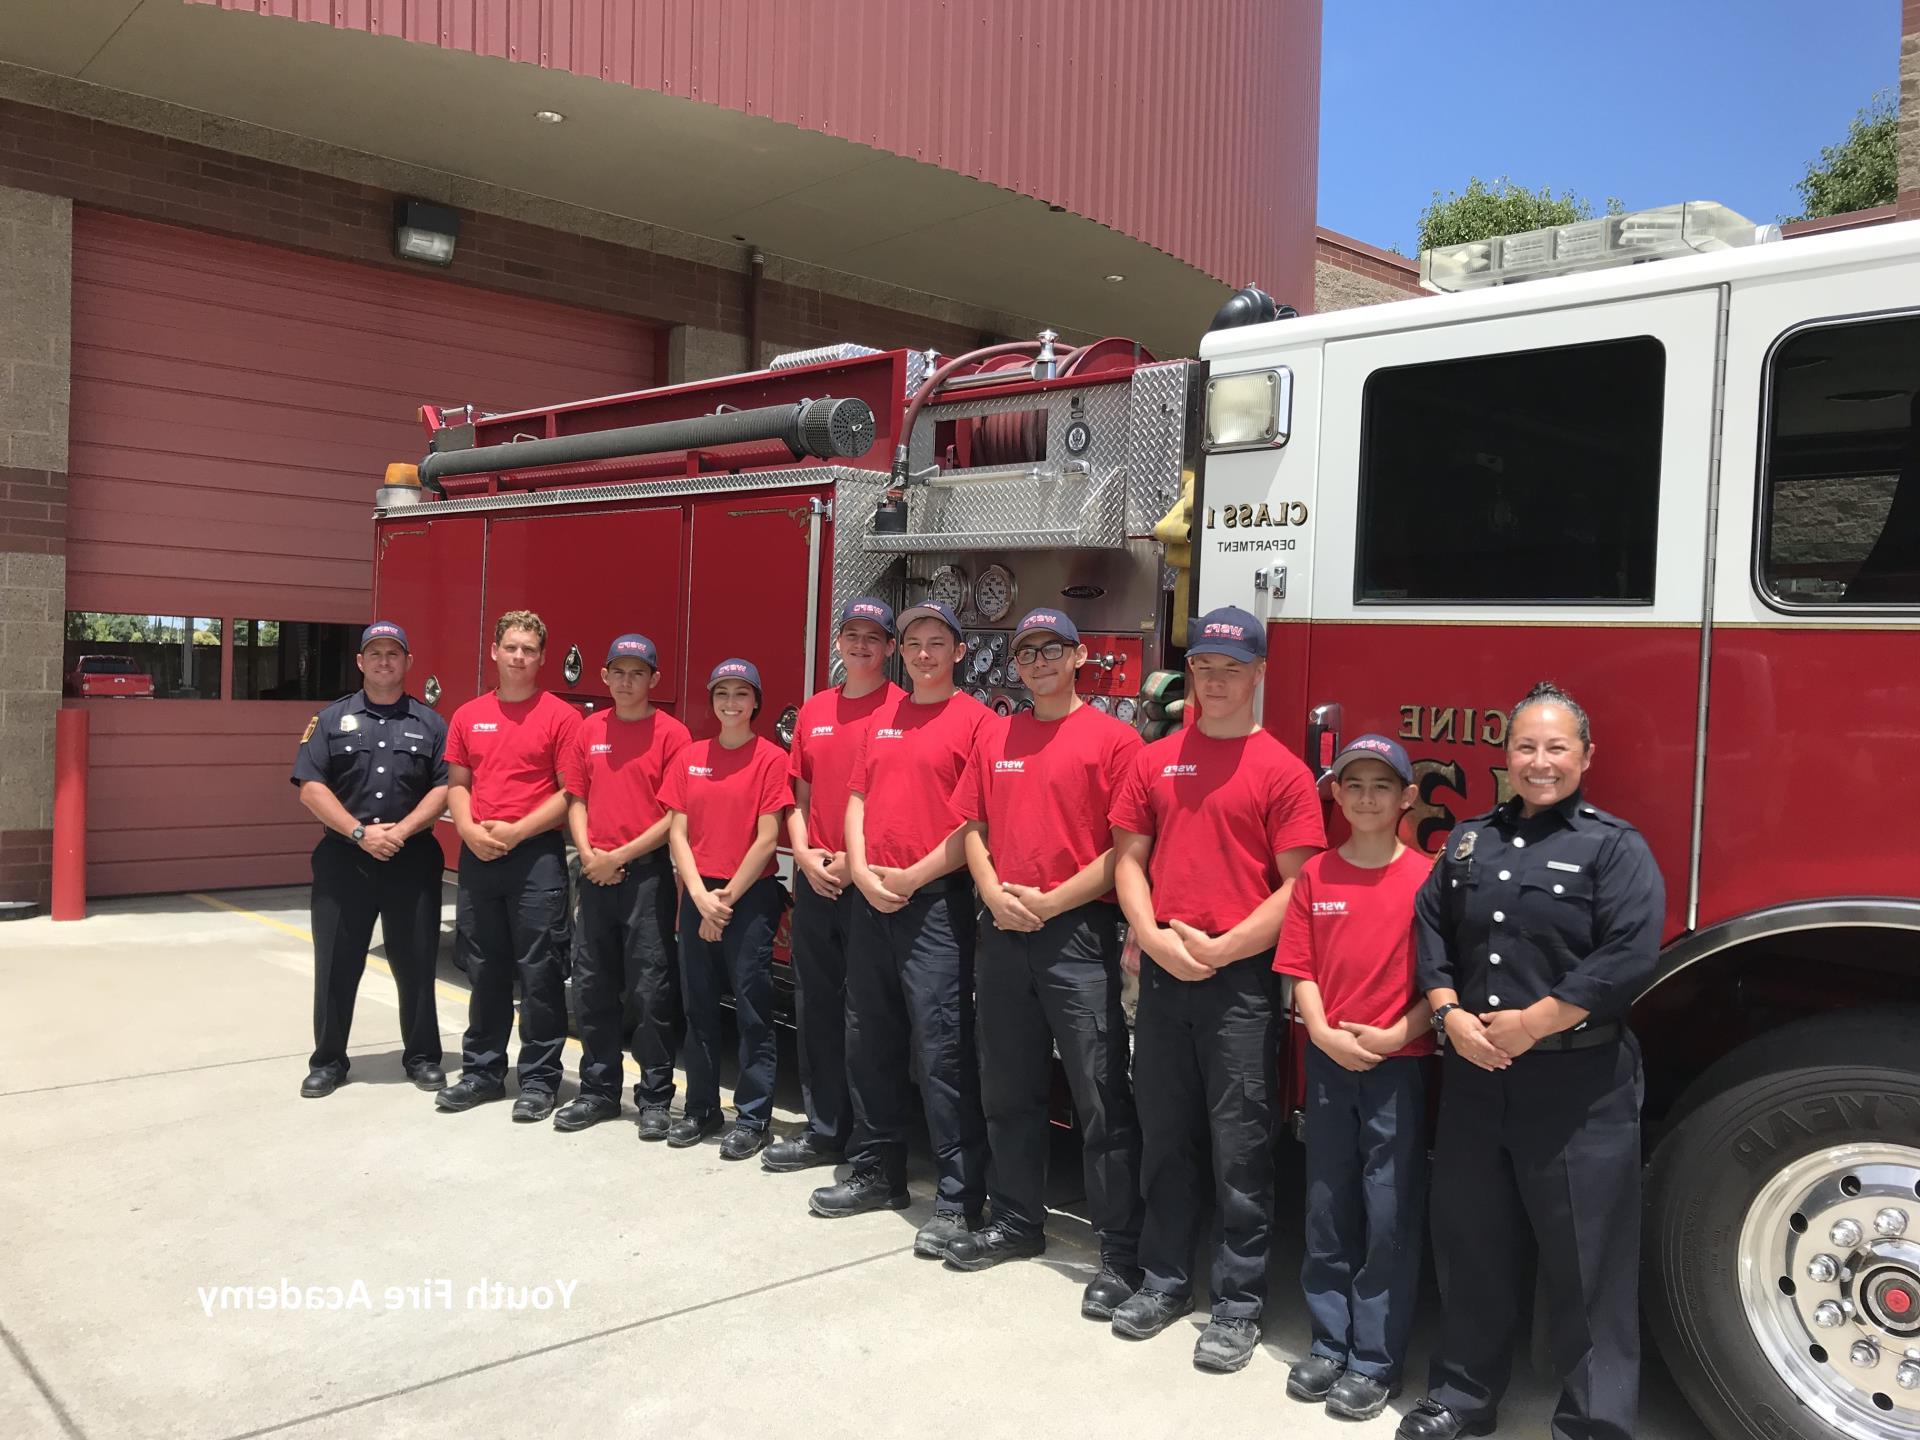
[
  {"left": 976, "top": 900, "right": 1142, "bottom": 1266},
  {"left": 788, "top": 878, "right": 856, "bottom": 1152},
  {"left": 1428, "top": 1037, "right": 1644, "bottom": 1440},
  {"left": 308, "top": 833, "right": 443, "bottom": 1074},
  {"left": 574, "top": 856, "right": 682, "bottom": 1108},
  {"left": 1302, "top": 1045, "right": 1428, "bottom": 1382},
  {"left": 846, "top": 886, "right": 988, "bottom": 1215},
  {"left": 1134, "top": 956, "right": 1275, "bottom": 1320},
  {"left": 454, "top": 832, "right": 570, "bottom": 1093},
  {"left": 678, "top": 875, "right": 782, "bottom": 1128}
]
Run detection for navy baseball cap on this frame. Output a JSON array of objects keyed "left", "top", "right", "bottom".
[
  {"left": 707, "top": 658, "right": 762, "bottom": 697},
  {"left": 1011, "top": 607, "right": 1080, "bottom": 648},
  {"left": 837, "top": 596, "right": 896, "bottom": 636},
  {"left": 896, "top": 598, "right": 964, "bottom": 641},
  {"left": 605, "top": 633, "right": 658, "bottom": 669},
  {"left": 359, "top": 621, "right": 408, "bottom": 653},
  {"left": 1186, "top": 606, "right": 1265, "bottom": 662},
  {"left": 1330, "top": 733, "right": 1414, "bottom": 785}
]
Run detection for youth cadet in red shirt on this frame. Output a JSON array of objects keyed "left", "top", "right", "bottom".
[
  {"left": 554, "top": 633, "right": 690, "bottom": 1138},
  {"left": 662, "top": 659, "right": 793, "bottom": 1158},
  {"left": 942, "top": 606, "right": 1146, "bottom": 1318},
  {"left": 437, "top": 609, "right": 583, "bottom": 1121},
  {"left": 1108, "top": 604, "right": 1325, "bottom": 1373},
  {"left": 809, "top": 598, "right": 993, "bottom": 1260},
  {"left": 762, "top": 596, "right": 902, "bottom": 1174},
  {"left": 1275, "top": 735, "right": 1434, "bottom": 1422}
]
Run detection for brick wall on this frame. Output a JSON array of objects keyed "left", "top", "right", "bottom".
[
  {"left": 0, "top": 187, "right": 69, "bottom": 907},
  {"left": 1313, "top": 227, "right": 1424, "bottom": 312},
  {"left": 1903, "top": 0, "right": 1920, "bottom": 218}
]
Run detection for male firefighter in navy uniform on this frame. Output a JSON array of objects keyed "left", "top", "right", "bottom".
[{"left": 291, "top": 621, "right": 450, "bottom": 1098}]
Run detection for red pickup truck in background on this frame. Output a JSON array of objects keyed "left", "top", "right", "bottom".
[{"left": 65, "top": 655, "right": 154, "bottom": 698}]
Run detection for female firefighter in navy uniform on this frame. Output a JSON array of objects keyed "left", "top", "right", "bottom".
[{"left": 1399, "top": 682, "right": 1663, "bottom": 1440}]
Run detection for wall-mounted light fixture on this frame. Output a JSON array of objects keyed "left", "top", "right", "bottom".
[{"left": 393, "top": 198, "right": 460, "bottom": 267}]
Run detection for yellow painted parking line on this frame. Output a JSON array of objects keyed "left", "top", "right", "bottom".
[
  {"left": 190, "top": 892, "right": 469, "bottom": 1006},
  {"left": 186, "top": 890, "right": 800, "bottom": 1120}
]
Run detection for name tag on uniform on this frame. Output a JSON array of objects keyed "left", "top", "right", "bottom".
[{"left": 1547, "top": 860, "right": 1583, "bottom": 873}]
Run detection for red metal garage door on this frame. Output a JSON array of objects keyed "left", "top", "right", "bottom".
[{"left": 67, "top": 210, "right": 659, "bottom": 895}]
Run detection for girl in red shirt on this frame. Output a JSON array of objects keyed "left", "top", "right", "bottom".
[{"left": 663, "top": 659, "right": 793, "bottom": 1158}]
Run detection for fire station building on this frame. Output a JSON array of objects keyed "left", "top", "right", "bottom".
[{"left": 0, "top": 0, "right": 1325, "bottom": 904}]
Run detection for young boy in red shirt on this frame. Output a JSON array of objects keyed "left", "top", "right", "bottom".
[
  {"left": 809, "top": 599, "right": 993, "bottom": 1260},
  {"left": 437, "top": 609, "right": 582, "bottom": 1121},
  {"left": 944, "top": 606, "right": 1145, "bottom": 1319},
  {"left": 662, "top": 659, "right": 793, "bottom": 1158},
  {"left": 1274, "top": 734, "right": 1434, "bottom": 1420},
  {"left": 764, "top": 597, "right": 901, "bottom": 1174},
  {"left": 556, "top": 633, "right": 690, "bottom": 1138},
  {"left": 1109, "top": 604, "right": 1325, "bottom": 1373}
]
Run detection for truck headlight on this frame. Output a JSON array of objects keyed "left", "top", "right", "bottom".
[{"left": 1204, "top": 369, "right": 1291, "bottom": 452}]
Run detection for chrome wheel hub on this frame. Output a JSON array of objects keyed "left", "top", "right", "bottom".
[{"left": 1740, "top": 1143, "right": 1920, "bottom": 1438}]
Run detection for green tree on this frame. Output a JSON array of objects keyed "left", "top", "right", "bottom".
[
  {"left": 1417, "top": 176, "right": 1623, "bottom": 252},
  {"left": 1791, "top": 92, "right": 1897, "bottom": 221}
]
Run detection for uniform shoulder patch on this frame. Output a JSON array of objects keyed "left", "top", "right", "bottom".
[{"left": 300, "top": 715, "right": 318, "bottom": 744}]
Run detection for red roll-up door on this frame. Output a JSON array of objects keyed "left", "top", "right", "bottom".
[{"left": 66, "top": 210, "right": 660, "bottom": 896}]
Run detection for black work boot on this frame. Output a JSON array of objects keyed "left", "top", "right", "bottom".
[
  {"left": 1192, "top": 1316, "right": 1261, "bottom": 1374},
  {"left": 944, "top": 1221, "right": 1046, "bottom": 1271},
  {"left": 404, "top": 1062, "right": 446, "bottom": 1092},
  {"left": 719, "top": 1124, "right": 771, "bottom": 1161},
  {"left": 808, "top": 1166, "right": 910, "bottom": 1218},
  {"left": 300, "top": 1067, "right": 344, "bottom": 1099},
  {"left": 1110, "top": 1287, "right": 1194, "bottom": 1339},
  {"left": 511, "top": 1090, "right": 557, "bottom": 1123},
  {"left": 1287, "top": 1353, "right": 1345, "bottom": 1401},
  {"left": 666, "top": 1112, "right": 724, "bottom": 1148},
  {"left": 761, "top": 1133, "right": 843, "bottom": 1173},
  {"left": 636, "top": 1106, "right": 672, "bottom": 1142},
  {"left": 1080, "top": 1267, "right": 1141, "bottom": 1321},
  {"left": 435, "top": 1075, "right": 506, "bottom": 1113},
  {"left": 1326, "top": 1371, "right": 1399, "bottom": 1420},
  {"left": 1396, "top": 1399, "right": 1497, "bottom": 1439},
  {"left": 553, "top": 1095, "right": 620, "bottom": 1132}
]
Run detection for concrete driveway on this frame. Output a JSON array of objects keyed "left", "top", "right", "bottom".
[{"left": 0, "top": 887, "right": 1710, "bottom": 1439}]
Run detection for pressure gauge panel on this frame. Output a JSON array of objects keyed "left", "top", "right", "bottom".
[
  {"left": 1114, "top": 697, "right": 1139, "bottom": 724},
  {"left": 1088, "top": 695, "right": 1112, "bottom": 714},
  {"left": 973, "top": 563, "right": 1015, "bottom": 623},
  {"left": 926, "top": 564, "right": 969, "bottom": 615}
]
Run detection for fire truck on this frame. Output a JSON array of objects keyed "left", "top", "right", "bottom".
[{"left": 372, "top": 201, "right": 1920, "bottom": 1440}]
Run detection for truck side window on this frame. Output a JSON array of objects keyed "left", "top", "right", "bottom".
[
  {"left": 1356, "top": 337, "right": 1665, "bottom": 604},
  {"left": 1760, "top": 313, "right": 1920, "bottom": 608}
]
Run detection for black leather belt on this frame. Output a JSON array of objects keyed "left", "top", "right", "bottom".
[
  {"left": 911, "top": 872, "right": 975, "bottom": 898},
  {"left": 1530, "top": 1020, "right": 1623, "bottom": 1052}
]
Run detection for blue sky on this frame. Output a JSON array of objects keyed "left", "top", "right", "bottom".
[{"left": 1319, "top": 0, "right": 1901, "bottom": 254}]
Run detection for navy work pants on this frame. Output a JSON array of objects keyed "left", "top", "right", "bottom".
[
  {"left": 454, "top": 831, "right": 570, "bottom": 1094},
  {"left": 1133, "top": 956, "right": 1276, "bottom": 1320},
  {"left": 308, "top": 832, "right": 443, "bottom": 1075},
  {"left": 788, "top": 878, "right": 856, "bottom": 1153},
  {"left": 1301, "top": 1044, "right": 1429, "bottom": 1382},
  {"left": 1427, "top": 1037, "right": 1644, "bottom": 1440},
  {"left": 574, "top": 854, "right": 682, "bottom": 1108},
  {"left": 846, "top": 886, "right": 988, "bottom": 1215},
  {"left": 975, "top": 900, "right": 1142, "bottom": 1266},
  {"left": 678, "top": 875, "right": 782, "bottom": 1129}
]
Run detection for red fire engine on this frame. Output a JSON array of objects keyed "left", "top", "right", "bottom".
[{"left": 372, "top": 202, "right": 1920, "bottom": 1440}]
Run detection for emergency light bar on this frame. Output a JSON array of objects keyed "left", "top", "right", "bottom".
[{"left": 1419, "top": 201, "right": 1779, "bottom": 292}]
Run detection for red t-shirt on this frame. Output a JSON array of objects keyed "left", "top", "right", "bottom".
[
  {"left": 659, "top": 735, "right": 794, "bottom": 881},
  {"left": 954, "top": 703, "right": 1143, "bottom": 893},
  {"left": 446, "top": 690, "right": 581, "bottom": 826},
  {"left": 1273, "top": 848, "right": 1435, "bottom": 1058},
  {"left": 788, "top": 681, "right": 903, "bottom": 854},
  {"left": 566, "top": 707, "right": 691, "bottom": 852},
  {"left": 847, "top": 691, "right": 996, "bottom": 870},
  {"left": 1109, "top": 726, "right": 1326, "bottom": 936}
]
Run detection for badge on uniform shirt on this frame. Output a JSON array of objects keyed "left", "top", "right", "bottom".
[
  {"left": 1453, "top": 829, "right": 1477, "bottom": 861},
  {"left": 339, "top": 714, "right": 358, "bottom": 733},
  {"left": 300, "top": 715, "right": 318, "bottom": 744}
]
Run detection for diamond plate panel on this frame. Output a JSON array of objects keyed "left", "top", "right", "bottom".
[{"left": 1127, "top": 361, "right": 1193, "bottom": 536}]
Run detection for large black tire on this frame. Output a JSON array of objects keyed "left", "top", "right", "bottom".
[{"left": 1645, "top": 1014, "right": 1920, "bottom": 1440}]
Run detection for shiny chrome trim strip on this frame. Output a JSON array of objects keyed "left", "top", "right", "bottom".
[
  {"left": 1688, "top": 286, "right": 1732, "bottom": 930},
  {"left": 1647, "top": 898, "right": 1920, "bottom": 995}
]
